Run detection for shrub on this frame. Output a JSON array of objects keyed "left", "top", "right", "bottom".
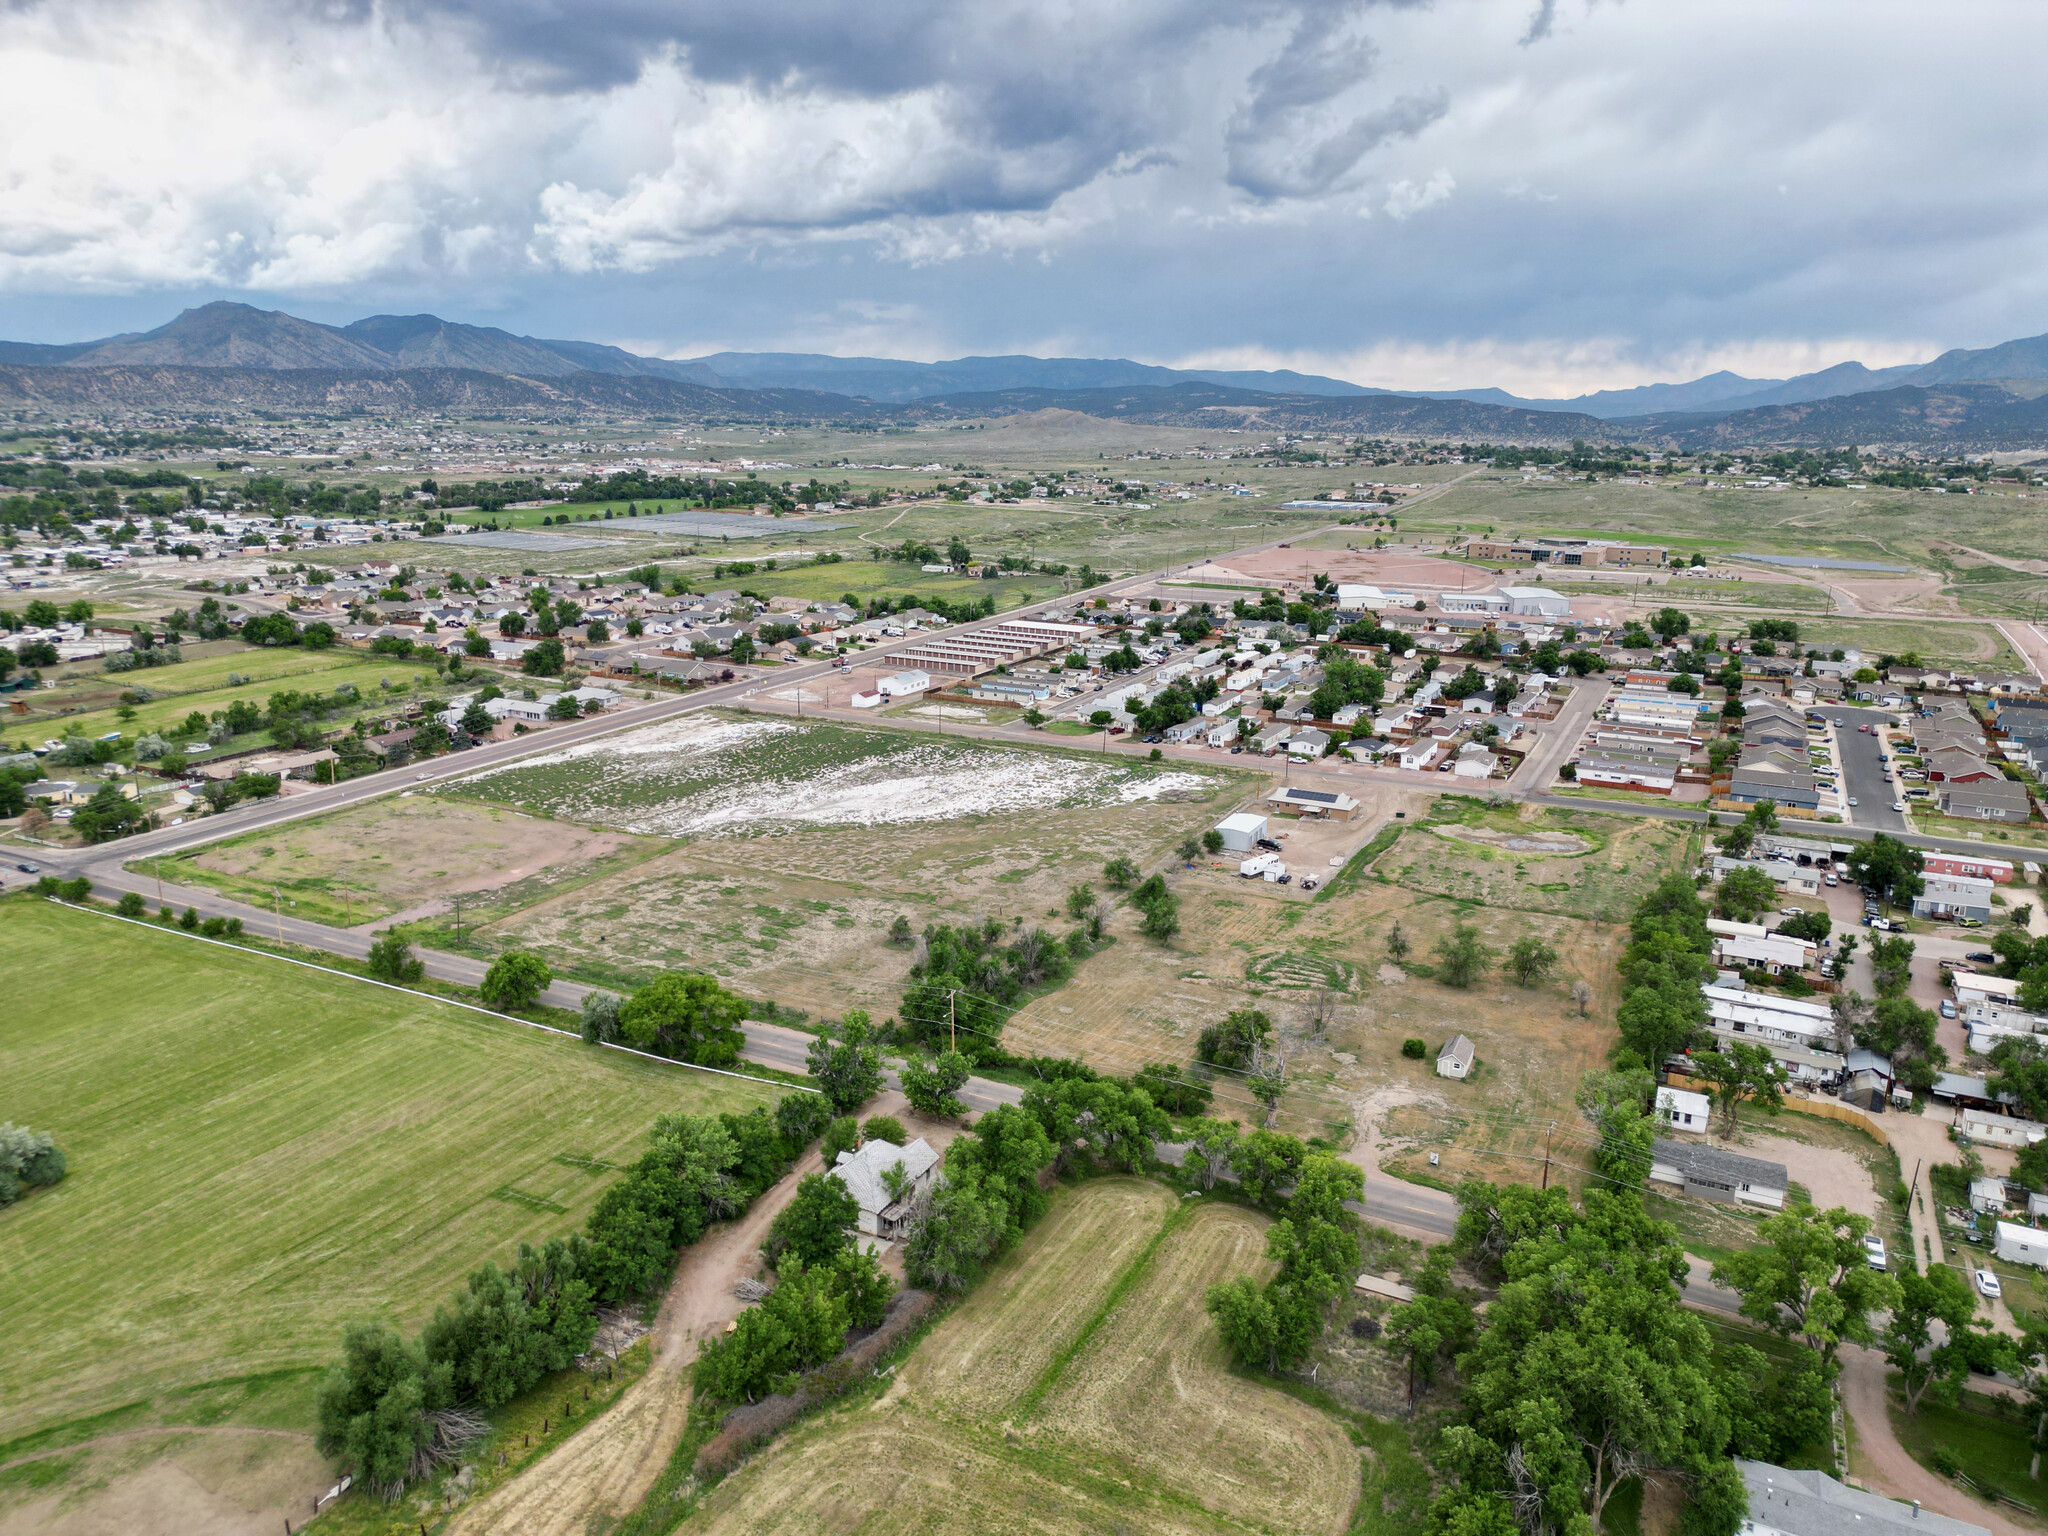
[
  {"left": 57, "top": 877, "right": 91, "bottom": 902},
  {"left": 1932, "top": 1446, "right": 1962, "bottom": 1477},
  {"left": 1401, "top": 1038, "right": 1427, "bottom": 1059},
  {"left": 820, "top": 1116, "right": 860, "bottom": 1166},
  {"left": 579, "top": 990, "right": 623, "bottom": 1044},
  {"left": 115, "top": 891, "right": 146, "bottom": 918},
  {"left": 862, "top": 1115, "right": 907, "bottom": 1146},
  {"left": 368, "top": 933, "right": 426, "bottom": 984},
  {"left": 0, "top": 1123, "right": 67, "bottom": 1206}
]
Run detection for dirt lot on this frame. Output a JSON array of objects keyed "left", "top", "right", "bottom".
[
  {"left": 688, "top": 1179, "right": 1359, "bottom": 1536},
  {"left": 1006, "top": 798, "right": 1675, "bottom": 1165},
  {"left": 0, "top": 1429, "right": 327, "bottom": 1536},
  {"left": 167, "top": 794, "right": 663, "bottom": 928}
]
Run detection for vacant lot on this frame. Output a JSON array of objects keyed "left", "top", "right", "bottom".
[
  {"left": 0, "top": 899, "right": 775, "bottom": 1446},
  {"left": 164, "top": 794, "right": 668, "bottom": 929},
  {"left": 1005, "top": 796, "right": 1671, "bottom": 1163},
  {"left": 688, "top": 1180, "right": 1359, "bottom": 1536}
]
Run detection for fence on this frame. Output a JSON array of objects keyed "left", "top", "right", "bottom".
[{"left": 1782, "top": 1093, "right": 1892, "bottom": 1147}]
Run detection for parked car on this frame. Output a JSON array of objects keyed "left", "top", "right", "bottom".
[
  {"left": 14, "top": 861, "right": 37, "bottom": 874},
  {"left": 1892, "top": 800, "right": 1907, "bottom": 812},
  {"left": 1976, "top": 1268, "right": 2002, "bottom": 1299},
  {"left": 1941, "top": 1000, "right": 1957, "bottom": 1019},
  {"left": 1256, "top": 838, "right": 1283, "bottom": 852},
  {"left": 1966, "top": 951, "right": 1997, "bottom": 964},
  {"left": 1848, "top": 797, "right": 1859, "bottom": 807},
  {"left": 1825, "top": 874, "right": 1839, "bottom": 886},
  {"left": 1863, "top": 1233, "right": 1887, "bottom": 1270}
]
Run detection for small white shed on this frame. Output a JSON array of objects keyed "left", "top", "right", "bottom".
[
  {"left": 1996, "top": 1220, "right": 2048, "bottom": 1269},
  {"left": 1437, "top": 1034, "right": 1476, "bottom": 1079},
  {"left": 1656, "top": 1085, "right": 1712, "bottom": 1135},
  {"left": 1970, "top": 1176, "right": 2007, "bottom": 1214},
  {"left": 1215, "top": 812, "right": 1269, "bottom": 853}
]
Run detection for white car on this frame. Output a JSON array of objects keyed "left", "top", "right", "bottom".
[
  {"left": 1863, "top": 1233, "right": 1887, "bottom": 1270},
  {"left": 1848, "top": 797, "right": 1859, "bottom": 807},
  {"left": 1780, "top": 908, "right": 1804, "bottom": 918},
  {"left": 1976, "top": 1268, "right": 2002, "bottom": 1299},
  {"left": 1893, "top": 800, "right": 1907, "bottom": 812}
]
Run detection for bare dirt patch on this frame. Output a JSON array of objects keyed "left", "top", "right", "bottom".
[
  {"left": 0, "top": 1430, "right": 327, "bottom": 1536},
  {"left": 1430, "top": 824, "right": 1589, "bottom": 856}
]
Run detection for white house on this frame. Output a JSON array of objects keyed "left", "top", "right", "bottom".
[
  {"left": 1655, "top": 1085, "right": 1712, "bottom": 1135},
  {"left": 1958, "top": 1108, "right": 2048, "bottom": 1149},
  {"left": 878, "top": 670, "right": 933, "bottom": 699},
  {"left": 1714, "top": 933, "right": 1815, "bottom": 975},
  {"left": 1996, "top": 1220, "right": 2048, "bottom": 1269},
  {"left": 1912, "top": 874, "right": 1995, "bottom": 923},
  {"left": 830, "top": 1137, "right": 942, "bottom": 1240},
  {"left": 849, "top": 689, "right": 885, "bottom": 708},
  {"left": 1437, "top": 1034, "right": 1476, "bottom": 1079}
]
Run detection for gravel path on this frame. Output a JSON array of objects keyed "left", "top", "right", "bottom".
[{"left": 1838, "top": 1347, "right": 2027, "bottom": 1536}]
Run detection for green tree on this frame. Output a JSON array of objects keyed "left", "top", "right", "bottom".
[
  {"left": 902, "top": 1173, "right": 1006, "bottom": 1291},
  {"left": 618, "top": 971, "right": 746, "bottom": 1065},
  {"left": 1884, "top": 1262, "right": 2001, "bottom": 1413},
  {"left": 1103, "top": 855, "right": 1139, "bottom": 890},
  {"left": 480, "top": 951, "right": 553, "bottom": 1012},
  {"left": 1576, "top": 1067, "right": 1656, "bottom": 1187},
  {"left": 762, "top": 1173, "right": 860, "bottom": 1267},
  {"left": 1848, "top": 833, "right": 1925, "bottom": 904},
  {"left": 314, "top": 1323, "right": 445, "bottom": 1499},
  {"left": 1435, "top": 923, "right": 1493, "bottom": 988},
  {"left": 459, "top": 700, "right": 493, "bottom": 735},
  {"left": 1196, "top": 1006, "right": 1273, "bottom": 1070},
  {"left": 1710, "top": 1205, "right": 1899, "bottom": 1362},
  {"left": 521, "top": 637, "right": 566, "bottom": 676},
  {"left": 899, "top": 1049, "right": 971, "bottom": 1118},
  {"left": 1690, "top": 1043, "right": 1785, "bottom": 1138},
  {"left": 1867, "top": 934, "right": 1915, "bottom": 999},
  {"left": 807, "top": 1009, "right": 885, "bottom": 1113},
  {"left": 1506, "top": 935, "right": 1558, "bottom": 986},
  {"left": 366, "top": 932, "right": 425, "bottom": 984},
  {"left": 1202, "top": 828, "right": 1225, "bottom": 854},
  {"left": 1384, "top": 1248, "right": 1476, "bottom": 1402},
  {"left": 1065, "top": 882, "right": 1096, "bottom": 920},
  {"left": 1715, "top": 866, "right": 1778, "bottom": 922},
  {"left": 579, "top": 990, "right": 622, "bottom": 1044}
]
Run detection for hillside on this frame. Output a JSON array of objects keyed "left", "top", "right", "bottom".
[{"left": 1647, "top": 383, "right": 2048, "bottom": 449}]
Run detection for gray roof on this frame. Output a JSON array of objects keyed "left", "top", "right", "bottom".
[
  {"left": 830, "top": 1137, "right": 940, "bottom": 1217},
  {"left": 1440, "top": 1033, "right": 1475, "bottom": 1062},
  {"left": 1738, "top": 1459, "right": 1989, "bottom": 1536},
  {"left": 1652, "top": 1137, "right": 1788, "bottom": 1190}
]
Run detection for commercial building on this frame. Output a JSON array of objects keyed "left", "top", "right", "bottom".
[
  {"left": 1463, "top": 537, "right": 1668, "bottom": 568},
  {"left": 889, "top": 619, "right": 1099, "bottom": 679},
  {"left": 1500, "top": 586, "right": 1571, "bottom": 618}
]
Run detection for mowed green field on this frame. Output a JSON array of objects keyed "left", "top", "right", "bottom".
[{"left": 0, "top": 899, "right": 776, "bottom": 1444}]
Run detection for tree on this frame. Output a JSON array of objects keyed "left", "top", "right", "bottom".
[
  {"left": 1387, "top": 922, "right": 1411, "bottom": 960},
  {"left": 887, "top": 914, "right": 914, "bottom": 946},
  {"left": 1848, "top": 833, "right": 1924, "bottom": 904},
  {"left": 1506, "top": 936, "right": 1558, "bottom": 987},
  {"left": 579, "top": 990, "right": 622, "bottom": 1044},
  {"left": 480, "top": 951, "right": 553, "bottom": 1012},
  {"left": 1435, "top": 923, "right": 1493, "bottom": 988},
  {"left": 1065, "top": 882, "right": 1096, "bottom": 921},
  {"left": 1196, "top": 1007, "right": 1273, "bottom": 1070},
  {"left": 899, "top": 1050, "right": 970, "bottom": 1118},
  {"left": 1714, "top": 866, "right": 1778, "bottom": 923},
  {"left": 1885, "top": 1262, "right": 2000, "bottom": 1413},
  {"left": 902, "top": 1174, "right": 1006, "bottom": 1291},
  {"left": 1206, "top": 1275, "right": 1281, "bottom": 1371},
  {"left": 1576, "top": 1067, "right": 1656, "bottom": 1187},
  {"left": 521, "top": 638, "right": 566, "bottom": 677},
  {"left": 1711, "top": 1205, "right": 1899, "bottom": 1362},
  {"left": 1991, "top": 1038, "right": 2048, "bottom": 1122},
  {"left": 1867, "top": 934, "right": 1915, "bottom": 998},
  {"left": 1103, "top": 855, "right": 1139, "bottom": 890},
  {"left": 1776, "top": 909, "right": 1831, "bottom": 943},
  {"left": 1202, "top": 828, "right": 1225, "bottom": 854},
  {"left": 0, "top": 1123, "right": 66, "bottom": 1206},
  {"left": 1385, "top": 1248, "right": 1476, "bottom": 1402},
  {"left": 807, "top": 1010, "right": 885, "bottom": 1113},
  {"left": 619, "top": 971, "right": 745, "bottom": 1065},
  {"left": 459, "top": 700, "right": 494, "bottom": 736},
  {"left": 1177, "top": 833, "right": 1202, "bottom": 864},
  {"left": 763, "top": 1173, "right": 859, "bottom": 1267},
  {"left": 367, "top": 932, "right": 425, "bottom": 984},
  {"left": 1690, "top": 1043, "right": 1785, "bottom": 1138},
  {"left": 1571, "top": 978, "right": 1594, "bottom": 1017},
  {"left": 314, "top": 1323, "right": 446, "bottom": 1499}
]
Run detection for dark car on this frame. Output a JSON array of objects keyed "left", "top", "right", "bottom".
[
  {"left": 15, "top": 861, "right": 39, "bottom": 874},
  {"left": 1256, "top": 837, "right": 1283, "bottom": 852},
  {"left": 1966, "top": 951, "right": 1996, "bottom": 964}
]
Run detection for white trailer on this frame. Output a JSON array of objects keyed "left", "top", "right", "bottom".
[
  {"left": 1996, "top": 1220, "right": 2048, "bottom": 1269},
  {"left": 1262, "top": 862, "right": 1289, "bottom": 883},
  {"left": 1239, "top": 854, "right": 1277, "bottom": 878}
]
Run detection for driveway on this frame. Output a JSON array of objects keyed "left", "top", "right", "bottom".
[{"left": 1838, "top": 1346, "right": 2030, "bottom": 1536}]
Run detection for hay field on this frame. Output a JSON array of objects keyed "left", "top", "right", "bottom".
[
  {"left": 0, "top": 899, "right": 775, "bottom": 1444},
  {"left": 687, "top": 1180, "right": 1358, "bottom": 1536}
]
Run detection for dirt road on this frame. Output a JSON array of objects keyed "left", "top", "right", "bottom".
[
  {"left": 1838, "top": 1347, "right": 2026, "bottom": 1536},
  {"left": 446, "top": 1148, "right": 826, "bottom": 1536}
]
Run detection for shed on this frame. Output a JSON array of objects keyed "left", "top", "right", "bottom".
[
  {"left": 1655, "top": 1085, "right": 1712, "bottom": 1135},
  {"left": 1215, "top": 812, "right": 1268, "bottom": 853},
  {"left": 1996, "top": 1221, "right": 2048, "bottom": 1269},
  {"left": 1437, "top": 1034, "right": 1476, "bottom": 1079},
  {"left": 1970, "top": 1176, "right": 2008, "bottom": 1213}
]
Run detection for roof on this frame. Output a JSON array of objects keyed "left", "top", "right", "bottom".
[
  {"left": 1439, "top": 1033, "right": 1475, "bottom": 1061},
  {"left": 1652, "top": 1137, "right": 1788, "bottom": 1190},
  {"left": 1217, "top": 812, "right": 1267, "bottom": 832},
  {"left": 830, "top": 1137, "right": 940, "bottom": 1216},
  {"left": 1655, "top": 1085, "right": 1711, "bottom": 1114},
  {"left": 1737, "top": 1458, "right": 1989, "bottom": 1536}
]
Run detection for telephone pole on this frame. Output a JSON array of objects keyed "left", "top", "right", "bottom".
[
  {"left": 949, "top": 988, "right": 957, "bottom": 1053},
  {"left": 1541, "top": 1120, "right": 1556, "bottom": 1189},
  {"left": 272, "top": 887, "right": 283, "bottom": 943}
]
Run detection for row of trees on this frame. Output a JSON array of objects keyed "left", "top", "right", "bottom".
[{"left": 317, "top": 1091, "right": 830, "bottom": 1497}]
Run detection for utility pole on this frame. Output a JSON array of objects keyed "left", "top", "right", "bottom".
[
  {"left": 272, "top": 887, "right": 283, "bottom": 943},
  {"left": 949, "top": 989, "right": 957, "bottom": 1053},
  {"left": 1541, "top": 1120, "right": 1556, "bottom": 1189},
  {"left": 154, "top": 858, "right": 163, "bottom": 906}
]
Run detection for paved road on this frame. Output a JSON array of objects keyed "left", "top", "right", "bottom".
[{"left": 1827, "top": 704, "right": 1910, "bottom": 832}]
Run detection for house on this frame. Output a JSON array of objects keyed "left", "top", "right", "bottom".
[
  {"left": 1655, "top": 1085, "right": 1712, "bottom": 1134},
  {"left": 1970, "top": 1175, "right": 2008, "bottom": 1213},
  {"left": 1925, "top": 746, "right": 1998, "bottom": 783},
  {"left": 877, "top": 670, "right": 932, "bottom": 699},
  {"left": 1924, "top": 852, "right": 2015, "bottom": 884},
  {"left": 1451, "top": 744, "right": 1501, "bottom": 779},
  {"left": 1714, "top": 933, "right": 1814, "bottom": 975},
  {"left": 1215, "top": 812, "right": 1268, "bottom": 852},
  {"left": 1576, "top": 747, "right": 1680, "bottom": 793},
  {"left": 1728, "top": 747, "right": 1819, "bottom": 810},
  {"left": 1942, "top": 778, "right": 2031, "bottom": 822},
  {"left": 1266, "top": 785, "right": 1358, "bottom": 820},
  {"left": 1735, "top": 1458, "right": 1990, "bottom": 1536},
  {"left": 1436, "top": 1034, "right": 1476, "bottom": 1079},
  {"left": 1995, "top": 1220, "right": 2048, "bottom": 1269},
  {"left": 1648, "top": 1138, "right": 1788, "bottom": 1208},
  {"left": 1911, "top": 874, "right": 1995, "bottom": 923},
  {"left": 829, "top": 1137, "right": 942, "bottom": 1240},
  {"left": 1958, "top": 1108, "right": 2048, "bottom": 1149},
  {"left": 1285, "top": 728, "right": 1331, "bottom": 758}
]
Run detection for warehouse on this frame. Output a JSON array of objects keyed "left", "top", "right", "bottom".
[{"left": 1214, "top": 812, "right": 1269, "bottom": 852}]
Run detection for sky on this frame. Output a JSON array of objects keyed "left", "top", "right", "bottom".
[{"left": 1, "top": 0, "right": 2044, "bottom": 396}]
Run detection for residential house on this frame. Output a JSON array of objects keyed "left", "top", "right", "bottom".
[
  {"left": 1911, "top": 874, "right": 1995, "bottom": 922},
  {"left": 1735, "top": 1458, "right": 1990, "bottom": 1536},
  {"left": 1655, "top": 1085, "right": 1712, "bottom": 1134},
  {"left": 1942, "top": 778, "right": 2031, "bottom": 821},
  {"left": 1997, "top": 1221, "right": 2048, "bottom": 1269},
  {"left": 830, "top": 1137, "right": 942, "bottom": 1240},
  {"left": 1576, "top": 747, "right": 1680, "bottom": 793},
  {"left": 1728, "top": 747, "right": 1820, "bottom": 811},
  {"left": 1266, "top": 785, "right": 1358, "bottom": 820},
  {"left": 1958, "top": 1108, "right": 2048, "bottom": 1149},
  {"left": 1925, "top": 746, "right": 1998, "bottom": 783},
  {"left": 1649, "top": 1139, "right": 1788, "bottom": 1209}
]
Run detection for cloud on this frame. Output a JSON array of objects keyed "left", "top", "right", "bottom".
[
  {"left": 1383, "top": 168, "right": 1455, "bottom": 220},
  {"left": 1519, "top": 0, "right": 1557, "bottom": 45}
]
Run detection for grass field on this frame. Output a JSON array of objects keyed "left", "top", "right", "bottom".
[
  {"left": 9, "top": 641, "right": 441, "bottom": 747},
  {"left": 0, "top": 898, "right": 777, "bottom": 1446},
  {"left": 687, "top": 1179, "right": 1362, "bottom": 1536}
]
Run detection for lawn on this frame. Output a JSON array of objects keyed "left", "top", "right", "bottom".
[
  {"left": 1889, "top": 1379, "right": 2045, "bottom": 1516},
  {"left": 0, "top": 898, "right": 778, "bottom": 1446},
  {"left": 686, "top": 1180, "right": 1365, "bottom": 1536}
]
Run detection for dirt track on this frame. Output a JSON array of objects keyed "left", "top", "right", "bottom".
[{"left": 1838, "top": 1347, "right": 2026, "bottom": 1536}]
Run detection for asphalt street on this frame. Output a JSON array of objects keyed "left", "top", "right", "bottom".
[{"left": 1827, "top": 704, "right": 1910, "bottom": 832}]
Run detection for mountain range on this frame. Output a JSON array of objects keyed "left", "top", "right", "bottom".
[{"left": 7, "top": 300, "right": 2048, "bottom": 447}]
